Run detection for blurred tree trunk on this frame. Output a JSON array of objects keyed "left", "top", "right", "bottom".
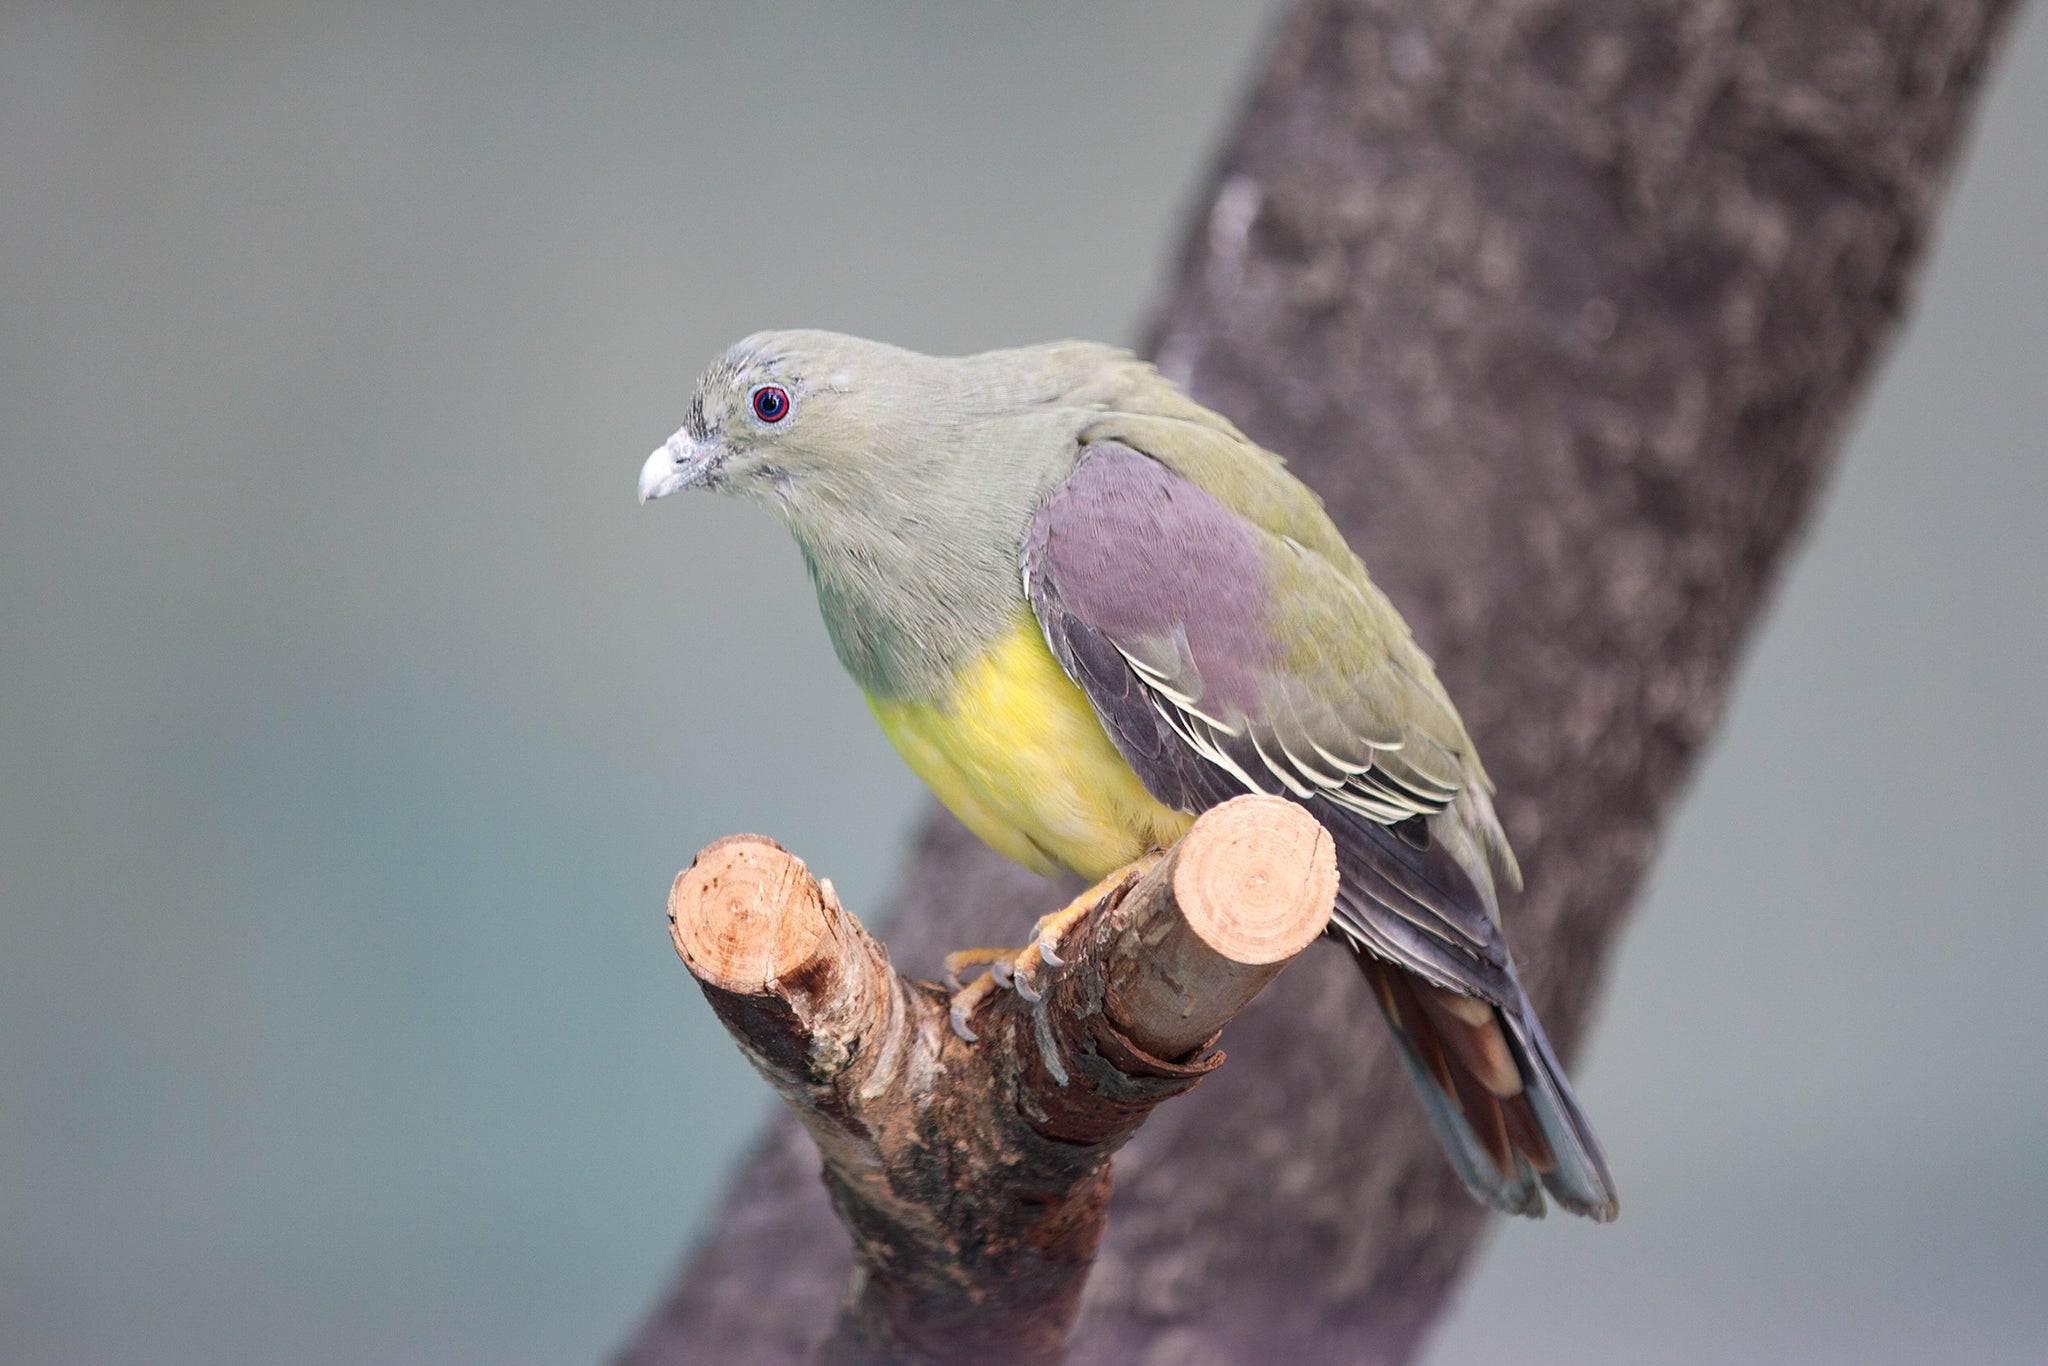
[{"left": 620, "top": 1, "right": 2018, "bottom": 1362}]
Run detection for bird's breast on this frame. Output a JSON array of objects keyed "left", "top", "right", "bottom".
[{"left": 866, "top": 612, "right": 1193, "bottom": 881}]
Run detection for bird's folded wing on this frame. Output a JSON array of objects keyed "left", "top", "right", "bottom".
[{"left": 1023, "top": 441, "right": 1515, "bottom": 1000}]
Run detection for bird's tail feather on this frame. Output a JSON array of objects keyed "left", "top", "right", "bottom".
[{"left": 1351, "top": 949, "right": 1619, "bottom": 1221}]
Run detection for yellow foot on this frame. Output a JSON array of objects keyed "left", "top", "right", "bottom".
[{"left": 942, "top": 854, "right": 1161, "bottom": 1042}]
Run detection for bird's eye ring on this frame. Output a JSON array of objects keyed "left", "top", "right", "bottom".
[{"left": 750, "top": 384, "right": 791, "bottom": 424}]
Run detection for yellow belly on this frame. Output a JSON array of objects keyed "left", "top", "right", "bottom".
[{"left": 866, "top": 614, "right": 1194, "bottom": 880}]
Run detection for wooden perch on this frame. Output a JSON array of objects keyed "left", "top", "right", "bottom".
[{"left": 667, "top": 795, "right": 1335, "bottom": 1365}]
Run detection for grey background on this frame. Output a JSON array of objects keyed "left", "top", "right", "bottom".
[{"left": 2, "top": 4, "right": 2040, "bottom": 1364}]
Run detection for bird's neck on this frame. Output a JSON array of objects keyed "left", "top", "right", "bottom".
[{"left": 779, "top": 429, "right": 1070, "bottom": 701}]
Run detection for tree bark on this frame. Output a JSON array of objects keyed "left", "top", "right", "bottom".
[{"left": 621, "top": 1, "right": 2019, "bottom": 1362}]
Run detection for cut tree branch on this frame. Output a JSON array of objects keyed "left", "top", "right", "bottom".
[{"left": 666, "top": 796, "right": 1335, "bottom": 1365}]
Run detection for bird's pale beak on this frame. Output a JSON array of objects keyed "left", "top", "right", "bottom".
[{"left": 638, "top": 429, "right": 714, "bottom": 503}]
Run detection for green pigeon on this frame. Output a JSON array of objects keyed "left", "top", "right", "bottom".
[{"left": 639, "top": 329, "right": 1618, "bottom": 1220}]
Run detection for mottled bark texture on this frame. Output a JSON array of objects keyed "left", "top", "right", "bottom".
[
  {"left": 623, "top": 1, "right": 2016, "bottom": 1362},
  {"left": 669, "top": 801, "right": 1334, "bottom": 1365}
]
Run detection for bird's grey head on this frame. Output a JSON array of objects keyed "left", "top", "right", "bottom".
[
  {"left": 637, "top": 327, "right": 1158, "bottom": 692},
  {"left": 637, "top": 329, "right": 933, "bottom": 510}
]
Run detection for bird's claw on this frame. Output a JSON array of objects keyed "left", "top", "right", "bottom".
[
  {"left": 939, "top": 930, "right": 1060, "bottom": 1041},
  {"left": 939, "top": 872, "right": 1148, "bottom": 1042},
  {"left": 945, "top": 969, "right": 1001, "bottom": 1043}
]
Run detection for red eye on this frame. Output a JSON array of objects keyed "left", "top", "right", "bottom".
[{"left": 750, "top": 385, "right": 790, "bottom": 423}]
